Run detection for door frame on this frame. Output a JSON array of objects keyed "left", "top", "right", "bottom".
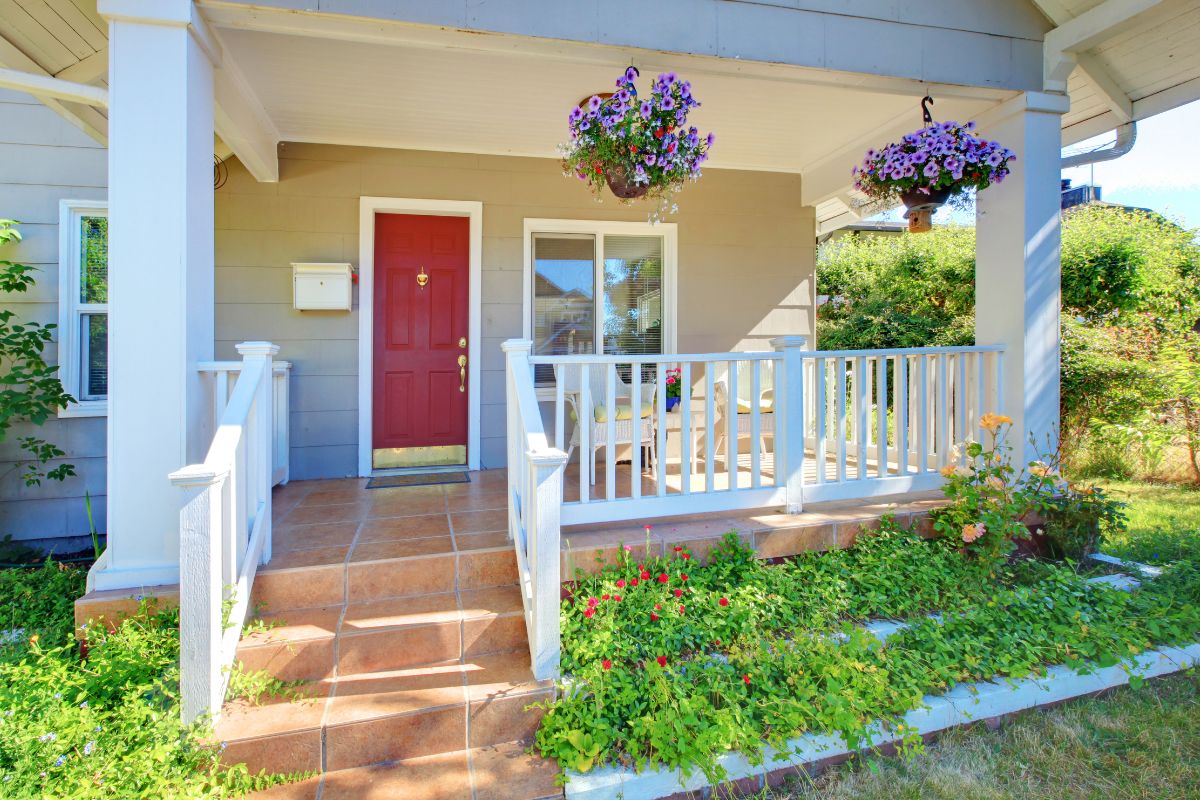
[{"left": 357, "top": 197, "right": 483, "bottom": 475}]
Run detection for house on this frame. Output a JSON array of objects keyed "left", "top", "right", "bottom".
[{"left": 2, "top": 0, "right": 1199, "bottom": 793}]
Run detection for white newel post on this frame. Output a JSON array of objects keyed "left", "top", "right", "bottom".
[
  {"left": 502, "top": 339, "right": 534, "bottom": 514},
  {"left": 772, "top": 336, "right": 807, "bottom": 513},
  {"left": 94, "top": 0, "right": 217, "bottom": 590},
  {"left": 238, "top": 342, "right": 278, "bottom": 566},
  {"left": 975, "top": 92, "right": 1069, "bottom": 464},
  {"left": 528, "top": 451, "right": 566, "bottom": 680}
]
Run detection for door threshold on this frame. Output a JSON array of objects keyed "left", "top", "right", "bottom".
[{"left": 370, "top": 465, "right": 469, "bottom": 478}]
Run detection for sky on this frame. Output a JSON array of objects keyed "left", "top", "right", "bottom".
[{"left": 871, "top": 98, "right": 1200, "bottom": 230}]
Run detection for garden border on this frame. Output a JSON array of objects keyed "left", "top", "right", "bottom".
[{"left": 564, "top": 570, "right": 1198, "bottom": 800}]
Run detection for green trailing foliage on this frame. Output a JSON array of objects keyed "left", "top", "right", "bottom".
[
  {"left": 0, "top": 574, "right": 307, "bottom": 797},
  {"left": 535, "top": 529, "right": 1200, "bottom": 784},
  {"left": 0, "top": 220, "right": 75, "bottom": 488}
]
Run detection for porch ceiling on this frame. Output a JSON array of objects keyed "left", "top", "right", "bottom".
[{"left": 211, "top": 25, "right": 1002, "bottom": 177}]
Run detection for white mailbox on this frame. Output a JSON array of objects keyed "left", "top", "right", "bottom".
[{"left": 292, "top": 263, "right": 352, "bottom": 311}]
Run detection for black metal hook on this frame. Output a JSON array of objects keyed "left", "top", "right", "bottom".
[{"left": 921, "top": 94, "right": 935, "bottom": 125}]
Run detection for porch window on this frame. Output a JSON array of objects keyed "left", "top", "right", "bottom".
[
  {"left": 526, "top": 220, "right": 676, "bottom": 384},
  {"left": 57, "top": 200, "right": 108, "bottom": 416}
]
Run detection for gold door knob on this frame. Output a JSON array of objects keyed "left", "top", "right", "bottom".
[{"left": 457, "top": 354, "right": 467, "bottom": 392}]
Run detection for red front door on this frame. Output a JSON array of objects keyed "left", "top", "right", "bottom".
[{"left": 372, "top": 213, "right": 470, "bottom": 468}]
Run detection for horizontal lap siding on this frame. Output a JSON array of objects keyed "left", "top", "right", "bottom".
[
  {"left": 215, "top": 144, "right": 815, "bottom": 477},
  {"left": 0, "top": 90, "right": 108, "bottom": 543}
]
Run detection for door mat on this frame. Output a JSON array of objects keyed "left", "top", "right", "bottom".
[{"left": 366, "top": 472, "right": 470, "bottom": 489}]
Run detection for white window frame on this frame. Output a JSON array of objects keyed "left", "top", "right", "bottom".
[
  {"left": 522, "top": 218, "right": 678, "bottom": 367},
  {"left": 57, "top": 199, "right": 109, "bottom": 418}
]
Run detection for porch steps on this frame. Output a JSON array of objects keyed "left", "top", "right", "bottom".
[{"left": 215, "top": 480, "right": 559, "bottom": 799}]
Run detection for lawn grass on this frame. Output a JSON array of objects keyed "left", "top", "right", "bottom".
[
  {"left": 1097, "top": 480, "right": 1200, "bottom": 565},
  {"left": 767, "top": 671, "right": 1200, "bottom": 800}
]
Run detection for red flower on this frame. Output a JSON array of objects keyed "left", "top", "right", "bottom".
[
  {"left": 615, "top": 579, "right": 626, "bottom": 589},
  {"left": 584, "top": 608, "right": 595, "bottom": 619},
  {"left": 588, "top": 597, "right": 599, "bottom": 608},
  {"left": 718, "top": 597, "right": 729, "bottom": 607},
  {"left": 630, "top": 578, "right": 639, "bottom": 587},
  {"left": 602, "top": 659, "right": 612, "bottom": 670},
  {"left": 681, "top": 553, "right": 691, "bottom": 560},
  {"left": 658, "top": 573, "right": 669, "bottom": 584},
  {"left": 674, "top": 588, "right": 683, "bottom": 598},
  {"left": 650, "top": 612, "right": 660, "bottom": 621},
  {"left": 637, "top": 563, "right": 645, "bottom": 571},
  {"left": 594, "top": 166, "right": 603, "bottom": 174},
  {"left": 630, "top": 146, "right": 638, "bottom": 154},
  {"left": 656, "top": 655, "right": 668, "bottom": 667},
  {"left": 612, "top": 594, "right": 622, "bottom": 602},
  {"left": 680, "top": 574, "right": 689, "bottom": 582},
  {"left": 644, "top": 525, "right": 653, "bottom": 533},
  {"left": 654, "top": 603, "right": 662, "bottom": 610},
  {"left": 673, "top": 546, "right": 683, "bottom": 552},
  {"left": 602, "top": 594, "right": 610, "bottom": 601},
  {"left": 640, "top": 570, "right": 651, "bottom": 580},
  {"left": 678, "top": 605, "right": 685, "bottom": 614},
  {"left": 743, "top": 674, "right": 751, "bottom": 686},
  {"left": 655, "top": 129, "right": 664, "bottom": 139}
]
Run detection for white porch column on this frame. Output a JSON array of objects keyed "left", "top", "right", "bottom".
[
  {"left": 93, "top": 0, "right": 216, "bottom": 591},
  {"left": 974, "top": 92, "right": 1070, "bottom": 463}
]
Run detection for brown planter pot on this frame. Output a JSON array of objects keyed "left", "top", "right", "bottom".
[
  {"left": 900, "top": 186, "right": 954, "bottom": 212},
  {"left": 605, "top": 165, "right": 649, "bottom": 200}
]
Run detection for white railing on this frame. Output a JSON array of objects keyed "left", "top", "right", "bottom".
[
  {"left": 199, "top": 359, "right": 291, "bottom": 486},
  {"left": 170, "top": 342, "right": 279, "bottom": 724},
  {"left": 526, "top": 339, "right": 1005, "bottom": 525},
  {"left": 503, "top": 341, "right": 569, "bottom": 681}
]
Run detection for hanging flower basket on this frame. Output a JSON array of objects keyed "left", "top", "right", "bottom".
[
  {"left": 853, "top": 111, "right": 1015, "bottom": 233},
  {"left": 562, "top": 67, "right": 714, "bottom": 220}
]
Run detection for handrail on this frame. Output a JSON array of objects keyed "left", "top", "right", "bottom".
[
  {"left": 199, "top": 359, "right": 291, "bottom": 487},
  {"left": 169, "top": 342, "right": 279, "bottom": 725},
  {"left": 528, "top": 344, "right": 1004, "bottom": 366}
]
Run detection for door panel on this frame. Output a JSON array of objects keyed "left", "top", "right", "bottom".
[{"left": 373, "top": 213, "right": 469, "bottom": 466}]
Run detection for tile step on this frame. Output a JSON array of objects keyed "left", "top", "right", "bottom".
[{"left": 218, "top": 653, "right": 554, "bottom": 775}]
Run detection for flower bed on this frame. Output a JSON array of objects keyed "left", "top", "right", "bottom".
[{"left": 533, "top": 524, "right": 1200, "bottom": 784}]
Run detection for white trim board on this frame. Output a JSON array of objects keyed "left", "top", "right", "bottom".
[{"left": 356, "top": 197, "right": 484, "bottom": 476}]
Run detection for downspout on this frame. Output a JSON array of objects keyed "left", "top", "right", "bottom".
[{"left": 1061, "top": 121, "right": 1136, "bottom": 169}]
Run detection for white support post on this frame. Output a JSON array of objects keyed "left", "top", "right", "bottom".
[
  {"left": 976, "top": 93, "right": 1067, "bottom": 464},
  {"left": 772, "top": 336, "right": 807, "bottom": 514},
  {"left": 93, "top": 0, "right": 217, "bottom": 591}
]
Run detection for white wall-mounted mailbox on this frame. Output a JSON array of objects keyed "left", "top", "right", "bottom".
[{"left": 292, "top": 263, "right": 353, "bottom": 311}]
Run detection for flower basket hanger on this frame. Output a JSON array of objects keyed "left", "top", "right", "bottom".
[
  {"left": 853, "top": 94, "right": 1016, "bottom": 233},
  {"left": 562, "top": 66, "right": 714, "bottom": 221}
]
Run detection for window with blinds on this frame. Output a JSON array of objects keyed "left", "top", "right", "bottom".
[
  {"left": 529, "top": 228, "right": 666, "bottom": 384},
  {"left": 58, "top": 202, "right": 109, "bottom": 416}
]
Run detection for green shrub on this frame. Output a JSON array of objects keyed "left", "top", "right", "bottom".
[{"left": 0, "top": 561, "right": 87, "bottom": 661}]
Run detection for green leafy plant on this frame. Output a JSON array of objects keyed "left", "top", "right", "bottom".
[{"left": 0, "top": 220, "right": 75, "bottom": 487}]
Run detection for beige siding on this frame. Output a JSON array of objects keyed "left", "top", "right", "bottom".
[
  {"left": 215, "top": 143, "right": 815, "bottom": 477},
  {"left": 0, "top": 88, "right": 108, "bottom": 544}
]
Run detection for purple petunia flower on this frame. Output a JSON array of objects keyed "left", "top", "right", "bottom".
[
  {"left": 644, "top": 153, "right": 657, "bottom": 166},
  {"left": 705, "top": 132, "right": 715, "bottom": 147},
  {"left": 569, "top": 107, "right": 583, "bottom": 124},
  {"left": 588, "top": 95, "right": 602, "bottom": 111},
  {"left": 617, "top": 89, "right": 630, "bottom": 104},
  {"left": 923, "top": 161, "right": 941, "bottom": 178},
  {"left": 625, "top": 66, "right": 639, "bottom": 84},
  {"left": 660, "top": 95, "right": 676, "bottom": 111},
  {"left": 579, "top": 120, "right": 590, "bottom": 131},
  {"left": 640, "top": 100, "right": 653, "bottom": 119}
]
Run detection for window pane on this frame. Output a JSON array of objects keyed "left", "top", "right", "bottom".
[
  {"left": 80, "top": 215, "right": 108, "bottom": 304},
  {"left": 533, "top": 235, "right": 595, "bottom": 382},
  {"left": 80, "top": 313, "right": 108, "bottom": 400},
  {"left": 602, "top": 235, "right": 663, "bottom": 360}
]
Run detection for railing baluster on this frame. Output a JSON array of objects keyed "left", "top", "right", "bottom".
[
  {"left": 751, "top": 360, "right": 762, "bottom": 489},
  {"left": 705, "top": 364, "right": 715, "bottom": 492},
  {"left": 955, "top": 353, "right": 967, "bottom": 464},
  {"left": 815, "top": 357, "right": 827, "bottom": 484},
  {"left": 681, "top": 362, "right": 693, "bottom": 495},
  {"left": 836, "top": 357, "right": 848, "bottom": 482},
  {"left": 606, "top": 362, "right": 617, "bottom": 501},
  {"left": 554, "top": 364, "right": 565, "bottom": 452},
  {"left": 856, "top": 356, "right": 869, "bottom": 480},
  {"left": 876, "top": 355, "right": 888, "bottom": 477},
  {"left": 918, "top": 356, "right": 929, "bottom": 473},
  {"left": 630, "top": 362, "right": 642, "bottom": 500},
  {"left": 975, "top": 352, "right": 986, "bottom": 440},
  {"left": 896, "top": 355, "right": 909, "bottom": 475},
  {"left": 727, "top": 359, "right": 739, "bottom": 490},
  {"left": 656, "top": 362, "right": 667, "bottom": 497},
  {"left": 936, "top": 352, "right": 949, "bottom": 468},
  {"left": 579, "top": 363, "right": 591, "bottom": 502}
]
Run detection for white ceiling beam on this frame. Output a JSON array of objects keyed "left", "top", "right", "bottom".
[
  {"left": 54, "top": 48, "right": 108, "bottom": 84},
  {"left": 195, "top": 11, "right": 280, "bottom": 182},
  {"left": 0, "top": 35, "right": 108, "bottom": 144},
  {"left": 1030, "top": 0, "right": 1134, "bottom": 122},
  {"left": 0, "top": 66, "right": 108, "bottom": 106},
  {"left": 1043, "top": 0, "right": 1166, "bottom": 92}
]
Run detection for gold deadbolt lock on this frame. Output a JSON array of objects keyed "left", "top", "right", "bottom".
[{"left": 458, "top": 336, "right": 467, "bottom": 348}]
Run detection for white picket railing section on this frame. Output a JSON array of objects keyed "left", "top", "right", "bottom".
[
  {"left": 505, "top": 337, "right": 1004, "bottom": 681},
  {"left": 199, "top": 359, "right": 292, "bottom": 486},
  {"left": 170, "top": 342, "right": 280, "bottom": 724},
  {"left": 503, "top": 341, "right": 569, "bottom": 681}
]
